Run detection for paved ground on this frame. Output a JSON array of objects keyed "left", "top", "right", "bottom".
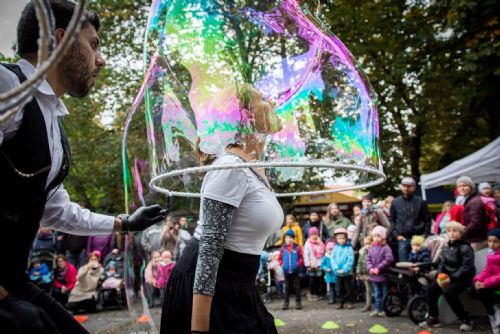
[{"left": 81, "top": 298, "right": 491, "bottom": 334}]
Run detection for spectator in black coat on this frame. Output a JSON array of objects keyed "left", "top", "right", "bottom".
[{"left": 390, "top": 177, "right": 431, "bottom": 262}]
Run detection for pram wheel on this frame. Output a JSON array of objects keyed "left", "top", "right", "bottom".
[
  {"left": 382, "top": 292, "right": 405, "bottom": 317},
  {"left": 407, "top": 295, "right": 428, "bottom": 324}
]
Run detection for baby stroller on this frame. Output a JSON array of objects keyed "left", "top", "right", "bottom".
[
  {"left": 96, "top": 261, "right": 126, "bottom": 310},
  {"left": 382, "top": 235, "right": 446, "bottom": 324},
  {"left": 28, "top": 248, "right": 56, "bottom": 293}
]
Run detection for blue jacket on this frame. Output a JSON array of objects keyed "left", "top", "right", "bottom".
[
  {"left": 321, "top": 255, "right": 336, "bottom": 283},
  {"left": 408, "top": 247, "right": 431, "bottom": 263},
  {"left": 281, "top": 244, "right": 301, "bottom": 274},
  {"left": 331, "top": 243, "right": 354, "bottom": 277}
]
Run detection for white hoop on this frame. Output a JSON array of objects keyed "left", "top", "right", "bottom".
[
  {"left": 149, "top": 161, "right": 386, "bottom": 198},
  {"left": 0, "top": 0, "right": 87, "bottom": 121}
]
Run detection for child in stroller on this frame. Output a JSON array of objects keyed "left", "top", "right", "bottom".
[
  {"left": 382, "top": 234, "right": 446, "bottom": 324},
  {"left": 28, "top": 249, "right": 55, "bottom": 293},
  {"left": 97, "top": 260, "right": 125, "bottom": 310}
]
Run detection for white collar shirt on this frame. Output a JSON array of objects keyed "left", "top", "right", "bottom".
[{"left": 0, "top": 60, "right": 114, "bottom": 235}]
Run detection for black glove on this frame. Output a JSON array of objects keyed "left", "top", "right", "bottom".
[
  {"left": 0, "top": 294, "right": 61, "bottom": 334},
  {"left": 119, "top": 205, "right": 167, "bottom": 233}
]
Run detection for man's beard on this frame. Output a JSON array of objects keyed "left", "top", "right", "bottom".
[{"left": 60, "top": 42, "right": 98, "bottom": 98}]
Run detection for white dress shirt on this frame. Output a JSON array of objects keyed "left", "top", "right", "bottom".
[{"left": 0, "top": 60, "right": 114, "bottom": 235}]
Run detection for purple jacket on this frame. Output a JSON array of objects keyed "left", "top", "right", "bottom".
[
  {"left": 366, "top": 243, "right": 394, "bottom": 283},
  {"left": 87, "top": 234, "right": 114, "bottom": 260}
]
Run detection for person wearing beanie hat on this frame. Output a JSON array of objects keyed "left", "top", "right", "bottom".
[
  {"left": 29, "top": 256, "right": 52, "bottom": 286},
  {"left": 479, "top": 182, "right": 492, "bottom": 196},
  {"left": 456, "top": 175, "right": 490, "bottom": 249},
  {"left": 321, "top": 242, "right": 337, "bottom": 304},
  {"left": 304, "top": 225, "right": 325, "bottom": 301},
  {"left": 456, "top": 176, "right": 475, "bottom": 190},
  {"left": 331, "top": 226, "right": 355, "bottom": 309},
  {"left": 390, "top": 176, "right": 431, "bottom": 262},
  {"left": 409, "top": 235, "right": 431, "bottom": 265},
  {"left": 276, "top": 214, "right": 304, "bottom": 247},
  {"left": 366, "top": 225, "right": 394, "bottom": 316},
  {"left": 371, "top": 226, "right": 387, "bottom": 240},
  {"left": 473, "top": 228, "right": 500, "bottom": 334},
  {"left": 278, "top": 227, "right": 304, "bottom": 310},
  {"left": 419, "top": 219, "right": 475, "bottom": 330}
]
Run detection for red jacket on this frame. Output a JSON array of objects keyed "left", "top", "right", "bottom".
[
  {"left": 53, "top": 263, "right": 77, "bottom": 291},
  {"left": 278, "top": 243, "right": 304, "bottom": 269}
]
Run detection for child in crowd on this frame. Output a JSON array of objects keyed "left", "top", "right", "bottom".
[
  {"left": 156, "top": 250, "right": 176, "bottom": 304},
  {"left": 473, "top": 228, "right": 500, "bottom": 334},
  {"left": 276, "top": 214, "right": 304, "bottom": 246},
  {"left": 144, "top": 250, "right": 161, "bottom": 307},
  {"left": 366, "top": 226, "right": 394, "bottom": 317},
  {"left": 331, "top": 228, "right": 355, "bottom": 309},
  {"left": 279, "top": 229, "right": 303, "bottom": 310},
  {"left": 479, "top": 182, "right": 498, "bottom": 230},
  {"left": 29, "top": 257, "right": 52, "bottom": 285},
  {"left": 356, "top": 235, "right": 373, "bottom": 312},
  {"left": 347, "top": 224, "right": 358, "bottom": 246},
  {"left": 419, "top": 221, "right": 475, "bottom": 331},
  {"left": 408, "top": 235, "right": 431, "bottom": 264},
  {"left": 321, "top": 242, "right": 336, "bottom": 304},
  {"left": 303, "top": 227, "right": 325, "bottom": 301},
  {"left": 101, "top": 261, "right": 123, "bottom": 289},
  {"left": 267, "top": 251, "right": 285, "bottom": 298}
]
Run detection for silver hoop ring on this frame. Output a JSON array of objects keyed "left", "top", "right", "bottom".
[{"left": 149, "top": 161, "right": 386, "bottom": 198}]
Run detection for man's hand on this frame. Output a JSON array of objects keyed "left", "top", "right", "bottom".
[
  {"left": 118, "top": 205, "right": 167, "bottom": 233},
  {"left": 397, "top": 235, "right": 406, "bottom": 241}
]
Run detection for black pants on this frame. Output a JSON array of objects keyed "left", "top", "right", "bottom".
[
  {"left": 51, "top": 288, "right": 69, "bottom": 307},
  {"left": 9, "top": 282, "right": 89, "bottom": 334},
  {"left": 309, "top": 276, "right": 321, "bottom": 296},
  {"left": 336, "top": 275, "right": 353, "bottom": 305},
  {"left": 427, "top": 280, "right": 469, "bottom": 320},
  {"left": 284, "top": 272, "right": 301, "bottom": 303},
  {"left": 66, "top": 298, "right": 97, "bottom": 314},
  {"left": 327, "top": 283, "right": 336, "bottom": 302},
  {"left": 473, "top": 287, "right": 500, "bottom": 315}
]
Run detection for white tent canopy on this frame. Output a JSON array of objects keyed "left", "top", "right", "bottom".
[{"left": 420, "top": 136, "right": 500, "bottom": 193}]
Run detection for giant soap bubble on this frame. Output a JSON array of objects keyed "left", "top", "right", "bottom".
[{"left": 121, "top": 0, "right": 385, "bottom": 329}]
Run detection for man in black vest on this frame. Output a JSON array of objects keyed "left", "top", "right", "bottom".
[{"left": 0, "top": 1, "right": 166, "bottom": 333}]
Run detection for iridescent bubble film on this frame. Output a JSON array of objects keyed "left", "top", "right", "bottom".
[
  {"left": 121, "top": 0, "right": 384, "bottom": 328},
  {"left": 124, "top": 0, "right": 383, "bottom": 200}
]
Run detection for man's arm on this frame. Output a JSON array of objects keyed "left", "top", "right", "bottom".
[{"left": 40, "top": 185, "right": 116, "bottom": 235}]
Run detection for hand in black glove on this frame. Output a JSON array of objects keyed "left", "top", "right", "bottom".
[
  {"left": 0, "top": 294, "right": 61, "bottom": 334},
  {"left": 119, "top": 204, "right": 167, "bottom": 233}
]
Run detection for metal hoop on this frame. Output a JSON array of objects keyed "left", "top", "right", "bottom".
[
  {"left": 0, "top": 0, "right": 87, "bottom": 122},
  {"left": 149, "top": 161, "right": 386, "bottom": 198}
]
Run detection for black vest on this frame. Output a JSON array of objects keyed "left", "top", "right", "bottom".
[{"left": 0, "top": 64, "right": 71, "bottom": 288}]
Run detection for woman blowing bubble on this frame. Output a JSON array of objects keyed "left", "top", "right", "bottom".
[{"left": 160, "top": 84, "right": 284, "bottom": 334}]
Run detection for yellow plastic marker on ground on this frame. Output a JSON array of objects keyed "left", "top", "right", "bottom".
[
  {"left": 321, "top": 321, "right": 340, "bottom": 329},
  {"left": 368, "top": 324, "right": 388, "bottom": 334},
  {"left": 274, "top": 318, "right": 286, "bottom": 327}
]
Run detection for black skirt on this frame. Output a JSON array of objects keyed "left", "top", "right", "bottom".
[{"left": 160, "top": 238, "right": 277, "bottom": 334}]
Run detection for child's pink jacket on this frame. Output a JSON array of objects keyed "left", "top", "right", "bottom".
[{"left": 473, "top": 249, "right": 500, "bottom": 289}]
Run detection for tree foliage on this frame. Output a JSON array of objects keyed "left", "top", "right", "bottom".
[{"left": 1, "top": 0, "right": 498, "bottom": 213}]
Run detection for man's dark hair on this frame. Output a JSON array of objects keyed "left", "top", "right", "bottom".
[{"left": 17, "top": 0, "right": 100, "bottom": 58}]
